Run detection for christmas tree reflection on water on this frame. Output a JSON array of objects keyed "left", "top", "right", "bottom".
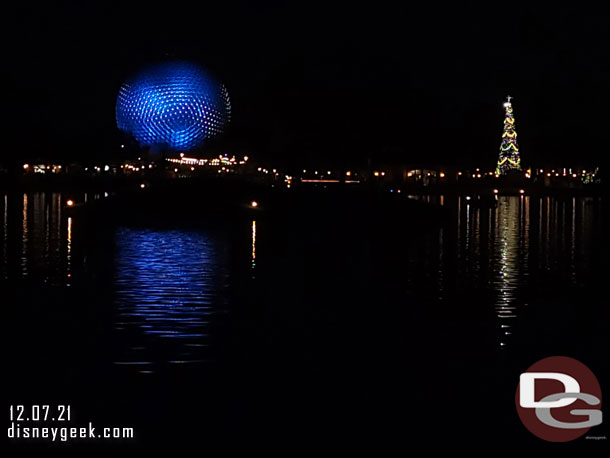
[{"left": 492, "top": 196, "right": 529, "bottom": 348}]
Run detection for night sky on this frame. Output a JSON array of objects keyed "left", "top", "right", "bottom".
[{"left": 2, "top": 2, "right": 609, "bottom": 171}]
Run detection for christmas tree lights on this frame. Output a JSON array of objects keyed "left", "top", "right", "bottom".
[{"left": 495, "top": 96, "right": 522, "bottom": 175}]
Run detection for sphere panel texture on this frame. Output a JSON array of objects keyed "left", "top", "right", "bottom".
[{"left": 116, "top": 62, "right": 231, "bottom": 150}]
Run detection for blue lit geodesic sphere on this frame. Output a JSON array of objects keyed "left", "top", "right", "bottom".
[{"left": 116, "top": 61, "right": 231, "bottom": 151}]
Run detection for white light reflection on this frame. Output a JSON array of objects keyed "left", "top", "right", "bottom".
[
  {"left": 21, "top": 194, "right": 28, "bottom": 277},
  {"left": 66, "top": 217, "right": 72, "bottom": 286},
  {"left": 492, "top": 196, "right": 528, "bottom": 348},
  {"left": 251, "top": 220, "right": 257, "bottom": 274}
]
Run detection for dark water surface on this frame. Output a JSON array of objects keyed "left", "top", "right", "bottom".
[{"left": 4, "top": 191, "right": 608, "bottom": 453}]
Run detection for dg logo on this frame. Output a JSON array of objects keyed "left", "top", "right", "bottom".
[{"left": 516, "top": 356, "right": 603, "bottom": 442}]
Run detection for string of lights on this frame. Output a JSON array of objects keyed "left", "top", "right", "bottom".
[{"left": 495, "top": 96, "right": 522, "bottom": 175}]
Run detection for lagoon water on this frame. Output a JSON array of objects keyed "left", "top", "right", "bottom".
[{"left": 4, "top": 191, "right": 607, "bottom": 451}]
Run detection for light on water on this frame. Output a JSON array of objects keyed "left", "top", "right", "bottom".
[
  {"left": 0, "top": 192, "right": 603, "bottom": 371},
  {"left": 112, "top": 227, "right": 229, "bottom": 373}
]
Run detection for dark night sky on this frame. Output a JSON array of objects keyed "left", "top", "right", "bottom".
[{"left": 2, "top": 1, "right": 610, "bottom": 170}]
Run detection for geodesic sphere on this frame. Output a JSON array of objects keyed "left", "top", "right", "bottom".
[{"left": 116, "top": 61, "right": 231, "bottom": 151}]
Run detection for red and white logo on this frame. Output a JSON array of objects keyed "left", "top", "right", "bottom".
[{"left": 516, "top": 356, "right": 603, "bottom": 442}]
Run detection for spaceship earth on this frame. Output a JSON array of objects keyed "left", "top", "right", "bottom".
[{"left": 116, "top": 61, "right": 231, "bottom": 151}]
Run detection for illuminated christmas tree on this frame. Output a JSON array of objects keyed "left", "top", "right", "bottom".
[{"left": 495, "top": 96, "right": 522, "bottom": 175}]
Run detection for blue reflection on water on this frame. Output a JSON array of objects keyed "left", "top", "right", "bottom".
[{"left": 113, "top": 227, "right": 226, "bottom": 372}]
